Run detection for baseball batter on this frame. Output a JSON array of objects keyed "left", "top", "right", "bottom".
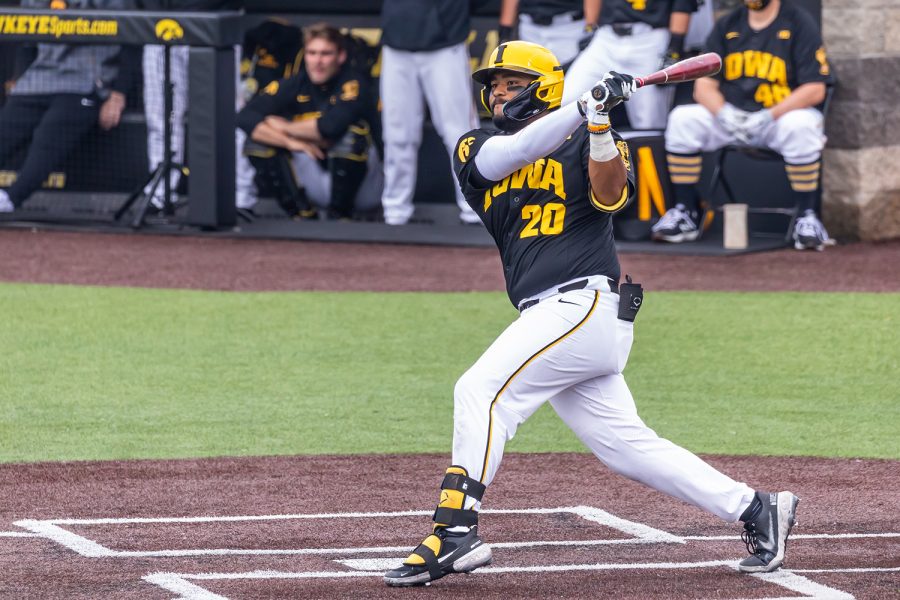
[
  {"left": 562, "top": 0, "right": 699, "bottom": 130},
  {"left": 655, "top": 0, "right": 833, "bottom": 249},
  {"left": 383, "top": 41, "right": 800, "bottom": 587}
]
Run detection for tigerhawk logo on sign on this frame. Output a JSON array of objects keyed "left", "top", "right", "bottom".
[{"left": 155, "top": 18, "right": 183, "bottom": 41}]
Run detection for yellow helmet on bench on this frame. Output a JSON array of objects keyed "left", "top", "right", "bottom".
[{"left": 472, "top": 41, "right": 564, "bottom": 126}]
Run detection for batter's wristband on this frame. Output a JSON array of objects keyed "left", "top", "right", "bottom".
[{"left": 590, "top": 132, "right": 618, "bottom": 162}]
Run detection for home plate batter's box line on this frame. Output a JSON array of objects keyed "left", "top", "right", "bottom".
[
  {"left": 12, "top": 506, "right": 683, "bottom": 558},
  {"left": 141, "top": 563, "right": 891, "bottom": 600},
  {"left": 11, "top": 506, "right": 900, "bottom": 559}
]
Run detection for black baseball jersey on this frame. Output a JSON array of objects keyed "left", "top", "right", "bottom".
[
  {"left": 236, "top": 63, "right": 375, "bottom": 145},
  {"left": 453, "top": 126, "right": 635, "bottom": 308},
  {"left": 705, "top": 3, "right": 832, "bottom": 112},
  {"left": 519, "top": 0, "right": 581, "bottom": 20},
  {"left": 601, "top": 0, "right": 699, "bottom": 29}
]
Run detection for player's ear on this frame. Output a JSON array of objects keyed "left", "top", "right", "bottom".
[{"left": 338, "top": 49, "right": 347, "bottom": 65}]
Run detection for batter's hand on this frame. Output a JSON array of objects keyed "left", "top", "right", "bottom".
[
  {"left": 578, "top": 90, "right": 611, "bottom": 135},
  {"left": 588, "top": 71, "right": 636, "bottom": 113},
  {"left": 98, "top": 91, "right": 125, "bottom": 131}
]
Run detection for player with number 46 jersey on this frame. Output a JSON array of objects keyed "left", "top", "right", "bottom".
[
  {"left": 657, "top": 0, "right": 834, "bottom": 250},
  {"left": 383, "top": 40, "right": 800, "bottom": 589}
]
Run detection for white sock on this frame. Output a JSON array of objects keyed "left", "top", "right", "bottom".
[{"left": 0, "top": 190, "right": 13, "bottom": 212}]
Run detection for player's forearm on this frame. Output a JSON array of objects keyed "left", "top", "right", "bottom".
[
  {"left": 250, "top": 122, "right": 294, "bottom": 150},
  {"left": 668, "top": 12, "right": 690, "bottom": 35},
  {"left": 584, "top": 0, "right": 601, "bottom": 27},
  {"left": 694, "top": 77, "right": 726, "bottom": 114},
  {"left": 499, "top": 0, "right": 519, "bottom": 27},
  {"left": 769, "top": 82, "right": 826, "bottom": 119},
  {"left": 285, "top": 118, "right": 325, "bottom": 144},
  {"left": 588, "top": 157, "right": 628, "bottom": 208},
  {"left": 475, "top": 103, "right": 584, "bottom": 181}
]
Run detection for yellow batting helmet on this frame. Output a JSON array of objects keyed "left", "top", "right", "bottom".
[{"left": 472, "top": 41, "right": 564, "bottom": 124}]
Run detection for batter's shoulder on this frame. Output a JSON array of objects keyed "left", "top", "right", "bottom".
[{"left": 454, "top": 127, "right": 499, "bottom": 168}]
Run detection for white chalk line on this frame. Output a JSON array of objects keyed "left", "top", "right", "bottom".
[
  {"left": 0, "top": 531, "right": 38, "bottom": 537},
  {"left": 22, "top": 506, "right": 588, "bottom": 526},
  {"left": 790, "top": 567, "right": 900, "bottom": 573},
  {"left": 685, "top": 533, "right": 900, "bottom": 541},
  {"left": 12, "top": 506, "right": 893, "bottom": 600}
]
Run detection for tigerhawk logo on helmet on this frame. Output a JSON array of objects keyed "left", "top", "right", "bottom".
[{"left": 472, "top": 41, "right": 564, "bottom": 132}]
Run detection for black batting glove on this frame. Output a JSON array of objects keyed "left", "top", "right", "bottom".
[{"left": 590, "top": 71, "right": 636, "bottom": 112}]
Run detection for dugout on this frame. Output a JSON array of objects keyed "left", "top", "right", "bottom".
[{"left": 0, "top": 0, "right": 826, "bottom": 251}]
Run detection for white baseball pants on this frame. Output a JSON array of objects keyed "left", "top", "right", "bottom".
[
  {"left": 379, "top": 43, "right": 480, "bottom": 225},
  {"left": 518, "top": 12, "right": 585, "bottom": 66},
  {"left": 291, "top": 152, "right": 384, "bottom": 212},
  {"left": 665, "top": 104, "right": 825, "bottom": 164},
  {"left": 562, "top": 24, "right": 673, "bottom": 131},
  {"left": 452, "top": 276, "right": 754, "bottom": 522},
  {"left": 143, "top": 45, "right": 257, "bottom": 208}
]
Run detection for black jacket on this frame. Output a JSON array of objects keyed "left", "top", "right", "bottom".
[{"left": 381, "top": 0, "right": 488, "bottom": 51}]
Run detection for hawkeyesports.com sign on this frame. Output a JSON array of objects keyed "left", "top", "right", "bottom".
[
  {"left": 0, "top": 9, "right": 241, "bottom": 46},
  {"left": 0, "top": 14, "right": 118, "bottom": 37}
]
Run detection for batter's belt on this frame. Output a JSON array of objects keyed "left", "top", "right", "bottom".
[{"left": 518, "top": 275, "right": 619, "bottom": 312}]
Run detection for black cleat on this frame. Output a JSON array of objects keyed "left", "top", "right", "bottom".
[
  {"left": 738, "top": 490, "right": 800, "bottom": 573},
  {"left": 383, "top": 526, "right": 492, "bottom": 587}
]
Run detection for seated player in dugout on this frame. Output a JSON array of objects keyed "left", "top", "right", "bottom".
[
  {"left": 654, "top": 0, "right": 834, "bottom": 250},
  {"left": 236, "top": 22, "right": 382, "bottom": 221}
]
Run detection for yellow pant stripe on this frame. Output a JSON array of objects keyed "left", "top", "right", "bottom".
[
  {"left": 787, "top": 171, "right": 820, "bottom": 182},
  {"left": 790, "top": 182, "right": 819, "bottom": 192},
  {"left": 785, "top": 162, "right": 820, "bottom": 173},
  {"left": 666, "top": 154, "right": 702, "bottom": 165},
  {"left": 480, "top": 291, "right": 600, "bottom": 482},
  {"left": 671, "top": 175, "right": 701, "bottom": 184},
  {"left": 667, "top": 165, "right": 703, "bottom": 174}
]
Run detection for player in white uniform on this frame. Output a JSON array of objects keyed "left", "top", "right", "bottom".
[
  {"left": 382, "top": 40, "right": 800, "bottom": 588},
  {"left": 379, "top": 0, "right": 482, "bottom": 225},
  {"left": 562, "top": 0, "right": 700, "bottom": 130},
  {"left": 654, "top": 0, "right": 834, "bottom": 250},
  {"left": 498, "top": 0, "right": 599, "bottom": 66}
]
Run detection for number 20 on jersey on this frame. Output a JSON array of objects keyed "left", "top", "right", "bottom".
[{"left": 521, "top": 202, "right": 566, "bottom": 238}]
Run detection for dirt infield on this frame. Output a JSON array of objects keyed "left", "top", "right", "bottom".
[
  {"left": 0, "top": 229, "right": 898, "bottom": 292},
  {"left": 1, "top": 230, "right": 898, "bottom": 599},
  {"left": 1, "top": 454, "right": 898, "bottom": 599}
]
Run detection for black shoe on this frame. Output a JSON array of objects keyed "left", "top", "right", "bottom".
[
  {"left": 650, "top": 203, "right": 700, "bottom": 243},
  {"left": 738, "top": 490, "right": 800, "bottom": 573},
  {"left": 383, "top": 526, "right": 492, "bottom": 587}
]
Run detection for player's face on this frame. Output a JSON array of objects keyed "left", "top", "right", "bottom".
[
  {"left": 743, "top": 0, "right": 772, "bottom": 10},
  {"left": 488, "top": 71, "right": 537, "bottom": 116},
  {"left": 304, "top": 38, "right": 346, "bottom": 85}
]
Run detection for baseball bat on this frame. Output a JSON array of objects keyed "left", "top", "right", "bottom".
[{"left": 634, "top": 52, "right": 722, "bottom": 88}]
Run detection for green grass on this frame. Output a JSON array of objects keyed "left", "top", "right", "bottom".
[{"left": 0, "top": 283, "right": 897, "bottom": 463}]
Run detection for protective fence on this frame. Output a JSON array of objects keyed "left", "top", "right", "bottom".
[{"left": 0, "top": 8, "right": 240, "bottom": 227}]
